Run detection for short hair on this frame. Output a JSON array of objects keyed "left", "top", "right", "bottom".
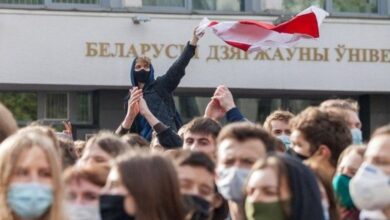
[
  {"left": 263, "top": 110, "right": 294, "bottom": 132},
  {"left": 63, "top": 164, "right": 108, "bottom": 188},
  {"left": 184, "top": 117, "right": 221, "bottom": 140},
  {"left": 136, "top": 56, "right": 151, "bottom": 66},
  {"left": 121, "top": 133, "right": 150, "bottom": 149},
  {"left": 337, "top": 145, "right": 366, "bottom": 168},
  {"left": 0, "top": 102, "right": 18, "bottom": 143},
  {"left": 85, "top": 131, "right": 130, "bottom": 158},
  {"left": 166, "top": 150, "right": 215, "bottom": 174},
  {"left": 371, "top": 124, "right": 390, "bottom": 138},
  {"left": 290, "top": 107, "right": 352, "bottom": 167},
  {"left": 320, "top": 99, "right": 359, "bottom": 113},
  {"left": 217, "top": 122, "right": 276, "bottom": 152}
]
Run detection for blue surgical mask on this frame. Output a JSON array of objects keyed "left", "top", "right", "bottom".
[
  {"left": 216, "top": 167, "right": 250, "bottom": 203},
  {"left": 351, "top": 128, "right": 363, "bottom": 145},
  {"left": 277, "top": 134, "right": 291, "bottom": 149},
  {"left": 7, "top": 182, "right": 53, "bottom": 219}
]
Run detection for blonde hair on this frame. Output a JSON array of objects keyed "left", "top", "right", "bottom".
[
  {"left": 0, "top": 131, "right": 65, "bottom": 220},
  {"left": 263, "top": 110, "right": 294, "bottom": 132},
  {"left": 0, "top": 102, "right": 18, "bottom": 143}
]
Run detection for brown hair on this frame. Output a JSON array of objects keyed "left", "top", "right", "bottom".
[
  {"left": 290, "top": 107, "right": 352, "bottom": 167},
  {"left": 57, "top": 137, "right": 77, "bottom": 170},
  {"left": 217, "top": 122, "right": 276, "bottom": 152},
  {"left": 246, "top": 155, "right": 291, "bottom": 219},
  {"left": 0, "top": 102, "right": 18, "bottom": 144},
  {"left": 263, "top": 110, "right": 294, "bottom": 132},
  {"left": 320, "top": 99, "right": 359, "bottom": 113},
  {"left": 85, "top": 131, "right": 130, "bottom": 158},
  {"left": 116, "top": 151, "right": 184, "bottom": 220},
  {"left": 121, "top": 133, "right": 150, "bottom": 149},
  {"left": 184, "top": 117, "right": 221, "bottom": 140},
  {"left": 166, "top": 149, "right": 215, "bottom": 174},
  {"left": 63, "top": 164, "right": 108, "bottom": 188}
]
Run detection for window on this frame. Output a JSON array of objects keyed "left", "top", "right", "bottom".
[
  {"left": 260, "top": 0, "right": 325, "bottom": 14},
  {"left": 75, "top": 92, "right": 93, "bottom": 124},
  {"left": 332, "top": 0, "right": 378, "bottom": 14},
  {"left": 0, "top": 92, "right": 37, "bottom": 122},
  {"left": 45, "top": 93, "right": 68, "bottom": 120},
  {"left": 142, "top": 0, "right": 184, "bottom": 7},
  {"left": 193, "top": 0, "right": 245, "bottom": 11},
  {"left": 0, "top": 0, "right": 42, "bottom": 4},
  {"left": 51, "top": 0, "right": 99, "bottom": 4}
]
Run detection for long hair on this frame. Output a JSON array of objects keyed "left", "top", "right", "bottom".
[
  {"left": 0, "top": 131, "right": 65, "bottom": 220},
  {"left": 116, "top": 151, "right": 184, "bottom": 220}
]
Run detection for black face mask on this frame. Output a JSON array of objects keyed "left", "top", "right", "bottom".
[
  {"left": 134, "top": 69, "right": 150, "bottom": 83},
  {"left": 182, "top": 195, "right": 211, "bottom": 220},
  {"left": 286, "top": 148, "right": 309, "bottom": 161},
  {"left": 99, "top": 195, "right": 135, "bottom": 220}
]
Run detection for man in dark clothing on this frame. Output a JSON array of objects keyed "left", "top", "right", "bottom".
[{"left": 116, "top": 29, "right": 201, "bottom": 141}]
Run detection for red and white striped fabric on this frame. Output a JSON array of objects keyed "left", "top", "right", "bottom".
[{"left": 197, "top": 6, "right": 329, "bottom": 52}]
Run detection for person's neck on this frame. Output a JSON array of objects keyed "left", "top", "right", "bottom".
[
  {"left": 383, "top": 206, "right": 390, "bottom": 218},
  {"left": 138, "top": 83, "right": 145, "bottom": 89},
  {"left": 228, "top": 200, "right": 244, "bottom": 220},
  {"left": 305, "top": 158, "right": 335, "bottom": 183}
]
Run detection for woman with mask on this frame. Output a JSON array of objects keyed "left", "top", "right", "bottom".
[
  {"left": 63, "top": 164, "right": 109, "bottom": 220},
  {"left": 0, "top": 130, "right": 64, "bottom": 220},
  {"left": 333, "top": 145, "right": 365, "bottom": 220},
  {"left": 244, "top": 154, "right": 324, "bottom": 220},
  {"left": 100, "top": 151, "right": 184, "bottom": 220}
]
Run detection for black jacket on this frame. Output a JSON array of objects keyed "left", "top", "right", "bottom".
[{"left": 127, "top": 42, "right": 197, "bottom": 141}]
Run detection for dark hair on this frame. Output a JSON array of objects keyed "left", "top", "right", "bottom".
[
  {"left": 166, "top": 149, "right": 215, "bottom": 174},
  {"left": 185, "top": 117, "right": 221, "bottom": 140},
  {"left": 290, "top": 107, "right": 352, "bottom": 167},
  {"left": 85, "top": 131, "right": 130, "bottom": 158},
  {"left": 217, "top": 122, "right": 276, "bottom": 152},
  {"left": 246, "top": 154, "right": 325, "bottom": 220},
  {"left": 116, "top": 151, "right": 184, "bottom": 220},
  {"left": 121, "top": 133, "right": 150, "bottom": 149}
]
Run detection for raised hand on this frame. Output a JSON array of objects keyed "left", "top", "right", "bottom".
[
  {"left": 212, "top": 85, "right": 236, "bottom": 112},
  {"left": 204, "top": 98, "right": 226, "bottom": 120}
]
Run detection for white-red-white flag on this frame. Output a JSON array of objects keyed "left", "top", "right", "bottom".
[{"left": 196, "top": 6, "right": 329, "bottom": 52}]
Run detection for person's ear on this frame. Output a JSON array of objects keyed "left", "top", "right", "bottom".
[
  {"left": 318, "top": 145, "right": 331, "bottom": 160},
  {"left": 212, "top": 193, "right": 224, "bottom": 209}
]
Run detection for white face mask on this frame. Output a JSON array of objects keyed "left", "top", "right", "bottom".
[
  {"left": 66, "top": 203, "right": 101, "bottom": 220},
  {"left": 216, "top": 167, "right": 250, "bottom": 203},
  {"left": 349, "top": 162, "right": 390, "bottom": 210}
]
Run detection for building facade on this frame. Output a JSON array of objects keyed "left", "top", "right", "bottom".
[{"left": 0, "top": 0, "right": 389, "bottom": 139}]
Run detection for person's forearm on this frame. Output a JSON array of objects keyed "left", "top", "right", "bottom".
[
  {"left": 143, "top": 111, "right": 160, "bottom": 127},
  {"left": 121, "top": 115, "right": 135, "bottom": 129}
]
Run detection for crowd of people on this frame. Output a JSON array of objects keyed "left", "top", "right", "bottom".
[{"left": 0, "top": 27, "right": 389, "bottom": 220}]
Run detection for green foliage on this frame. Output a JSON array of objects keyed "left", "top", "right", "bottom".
[
  {"left": 333, "top": 0, "right": 378, "bottom": 13},
  {"left": 0, "top": 92, "right": 37, "bottom": 122}
]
